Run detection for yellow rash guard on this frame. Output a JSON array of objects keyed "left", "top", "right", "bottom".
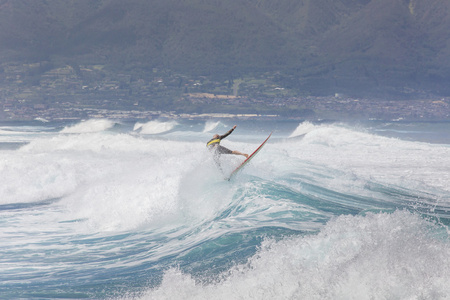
[{"left": 206, "top": 127, "right": 235, "bottom": 154}]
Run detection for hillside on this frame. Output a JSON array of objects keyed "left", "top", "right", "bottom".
[{"left": 0, "top": 0, "right": 449, "bottom": 98}]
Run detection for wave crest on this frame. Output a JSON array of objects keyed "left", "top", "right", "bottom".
[
  {"left": 135, "top": 120, "right": 178, "bottom": 134},
  {"left": 289, "top": 121, "right": 319, "bottom": 138},
  {"left": 60, "top": 119, "right": 115, "bottom": 133},
  {"left": 143, "top": 211, "right": 450, "bottom": 300}
]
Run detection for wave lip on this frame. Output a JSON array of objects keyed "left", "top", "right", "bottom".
[
  {"left": 135, "top": 120, "right": 178, "bottom": 134},
  {"left": 289, "top": 121, "right": 319, "bottom": 138},
  {"left": 203, "top": 121, "right": 221, "bottom": 133},
  {"left": 144, "top": 211, "right": 450, "bottom": 300},
  {"left": 60, "top": 119, "right": 115, "bottom": 133}
]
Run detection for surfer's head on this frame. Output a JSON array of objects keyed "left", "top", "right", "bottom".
[{"left": 213, "top": 134, "right": 219, "bottom": 139}]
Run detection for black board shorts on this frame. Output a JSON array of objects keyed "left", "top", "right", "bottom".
[{"left": 216, "top": 145, "right": 232, "bottom": 155}]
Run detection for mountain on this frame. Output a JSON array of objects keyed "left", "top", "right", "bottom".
[{"left": 0, "top": 0, "right": 449, "bottom": 97}]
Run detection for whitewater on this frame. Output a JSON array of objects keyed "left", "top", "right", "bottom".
[{"left": 0, "top": 118, "right": 449, "bottom": 299}]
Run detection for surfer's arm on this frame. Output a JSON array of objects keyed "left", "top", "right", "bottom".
[{"left": 219, "top": 125, "right": 237, "bottom": 140}]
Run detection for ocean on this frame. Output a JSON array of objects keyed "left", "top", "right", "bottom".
[{"left": 0, "top": 118, "right": 449, "bottom": 299}]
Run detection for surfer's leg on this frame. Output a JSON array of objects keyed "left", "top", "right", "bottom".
[
  {"left": 231, "top": 150, "right": 248, "bottom": 158},
  {"left": 217, "top": 145, "right": 247, "bottom": 158},
  {"left": 218, "top": 145, "right": 247, "bottom": 157}
]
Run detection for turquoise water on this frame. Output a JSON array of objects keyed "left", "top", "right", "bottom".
[{"left": 0, "top": 119, "right": 449, "bottom": 299}]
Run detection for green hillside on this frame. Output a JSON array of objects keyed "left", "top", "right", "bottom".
[{"left": 0, "top": 0, "right": 449, "bottom": 97}]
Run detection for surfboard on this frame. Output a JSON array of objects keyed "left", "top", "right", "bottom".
[{"left": 226, "top": 132, "right": 272, "bottom": 181}]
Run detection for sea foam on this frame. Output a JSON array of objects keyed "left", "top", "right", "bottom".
[
  {"left": 60, "top": 119, "right": 115, "bottom": 133},
  {"left": 142, "top": 211, "right": 450, "bottom": 300},
  {"left": 137, "top": 120, "right": 178, "bottom": 134},
  {"left": 289, "top": 121, "right": 319, "bottom": 138}
]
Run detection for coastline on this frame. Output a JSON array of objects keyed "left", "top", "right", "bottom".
[{"left": 1, "top": 95, "right": 449, "bottom": 122}]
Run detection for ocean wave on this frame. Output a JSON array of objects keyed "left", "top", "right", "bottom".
[
  {"left": 288, "top": 121, "right": 319, "bottom": 138},
  {"left": 2, "top": 120, "right": 450, "bottom": 299},
  {"left": 60, "top": 119, "right": 115, "bottom": 133},
  {"left": 136, "top": 120, "right": 178, "bottom": 134},
  {"left": 142, "top": 211, "right": 450, "bottom": 300},
  {"left": 9, "top": 134, "right": 202, "bottom": 208},
  {"left": 284, "top": 125, "right": 450, "bottom": 194},
  {"left": 203, "top": 120, "right": 221, "bottom": 133}
]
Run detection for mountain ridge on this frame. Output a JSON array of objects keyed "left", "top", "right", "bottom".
[{"left": 0, "top": 0, "right": 449, "bottom": 97}]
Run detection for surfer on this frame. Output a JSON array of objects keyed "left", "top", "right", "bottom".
[{"left": 207, "top": 125, "right": 249, "bottom": 158}]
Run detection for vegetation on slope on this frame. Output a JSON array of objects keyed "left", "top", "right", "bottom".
[{"left": 0, "top": 0, "right": 449, "bottom": 97}]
